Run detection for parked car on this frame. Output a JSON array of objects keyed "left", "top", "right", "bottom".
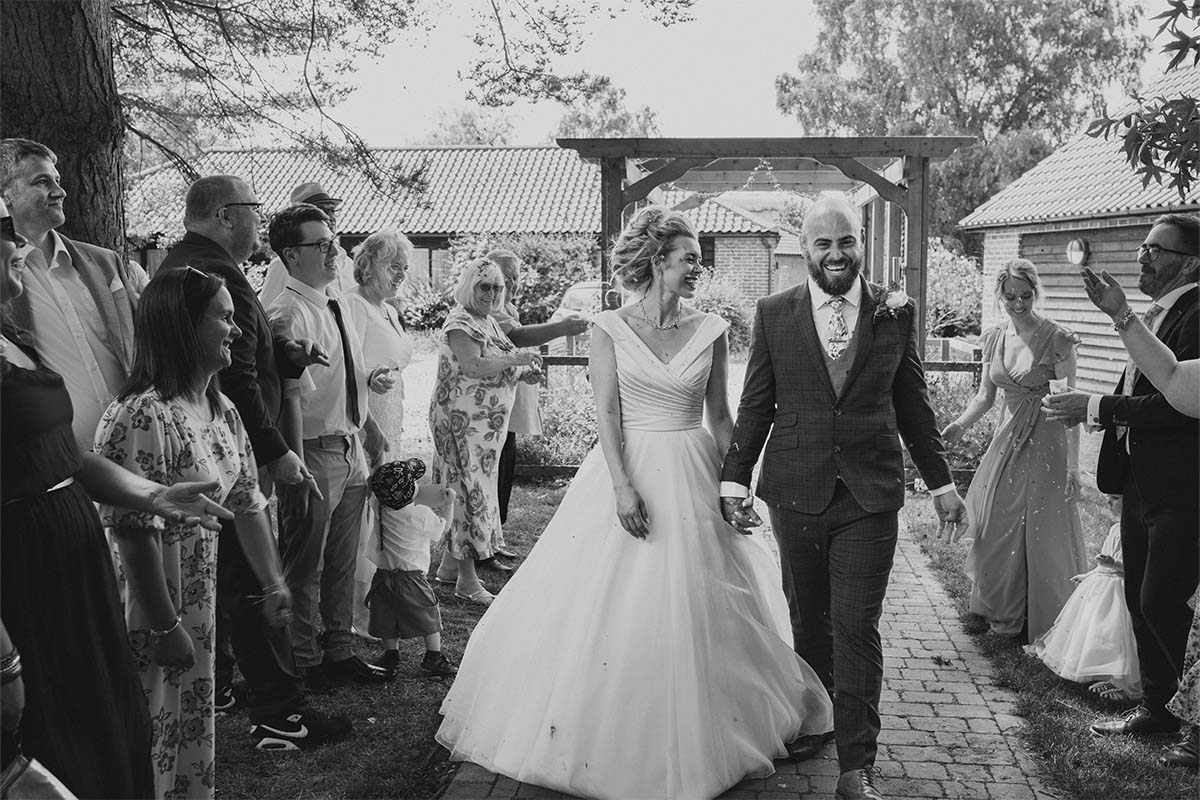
[{"left": 545, "top": 281, "right": 621, "bottom": 355}]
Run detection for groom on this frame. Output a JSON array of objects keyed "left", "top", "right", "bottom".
[{"left": 720, "top": 195, "right": 966, "bottom": 800}]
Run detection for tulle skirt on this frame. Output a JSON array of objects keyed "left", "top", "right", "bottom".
[{"left": 437, "top": 426, "right": 834, "bottom": 800}]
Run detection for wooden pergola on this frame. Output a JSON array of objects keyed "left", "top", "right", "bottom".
[{"left": 556, "top": 136, "right": 976, "bottom": 346}]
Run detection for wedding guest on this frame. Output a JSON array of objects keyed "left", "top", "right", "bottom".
[
  {"left": 94, "top": 268, "right": 293, "bottom": 798},
  {"left": 365, "top": 459, "right": 458, "bottom": 677},
  {"left": 1043, "top": 213, "right": 1198, "bottom": 740},
  {"left": 341, "top": 230, "right": 417, "bottom": 639},
  {"left": 1024, "top": 498, "right": 1141, "bottom": 702},
  {"left": 0, "top": 138, "right": 139, "bottom": 455},
  {"left": 157, "top": 176, "right": 349, "bottom": 749},
  {"left": 259, "top": 182, "right": 355, "bottom": 306},
  {"left": 429, "top": 258, "right": 541, "bottom": 606},
  {"left": 3, "top": 200, "right": 172, "bottom": 799},
  {"left": 942, "top": 259, "right": 1088, "bottom": 642},
  {"left": 266, "top": 204, "right": 391, "bottom": 689}
]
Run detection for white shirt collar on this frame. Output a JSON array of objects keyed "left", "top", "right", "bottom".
[
  {"left": 1152, "top": 282, "right": 1197, "bottom": 316},
  {"left": 807, "top": 275, "right": 862, "bottom": 310},
  {"left": 284, "top": 275, "right": 332, "bottom": 306},
  {"left": 19, "top": 229, "right": 70, "bottom": 270}
]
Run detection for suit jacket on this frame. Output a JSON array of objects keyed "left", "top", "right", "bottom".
[
  {"left": 1095, "top": 285, "right": 1199, "bottom": 507},
  {"left": 157, "top": 232, "right": 301, "bottom": 466},
  {"left": 721, "top": 277, "right": 951, "bottom": 514},
  {"left": 9, "top": 234, "right": 138, "bottom": 373}
]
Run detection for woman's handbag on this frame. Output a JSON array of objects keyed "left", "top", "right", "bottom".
[{"left": 1, "top": 740, "right": 77, "bottom": 800}]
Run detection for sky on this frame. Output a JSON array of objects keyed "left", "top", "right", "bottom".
[{"left": 314, "top": 0, "right": 1172, "bottom": 149}]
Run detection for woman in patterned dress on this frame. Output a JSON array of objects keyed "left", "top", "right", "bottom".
[
  {"left": 95, "top": 269, "right": 293, "bottom": 799},
  {"left": 429, "top": 259, "right": 541, "bottom": 606}
]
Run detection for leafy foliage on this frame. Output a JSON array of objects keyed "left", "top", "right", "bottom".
[
  {"left": 775, "top": 0, "right": 1146, "bottom": 238},
  {"left": 515, "top": 367, "right": 598, "bottom": 466},
  {"left": 418, "top": 107, "right": 516, "bottom": 146},
  {"left": 925, "top": 240, "right": 984, "bottom": 338},
  {"left": 448, "top": 232, "right": 600, "bottom": 324},
  {"left": 551, "top": 77, "right": 660, "bottom": 139},
  {"left": 1087, "top": 1, "right": 1200, "bottom": 198},
  {"left": 396, "top": 279, "right": 453, "bottom": 330},
  {"left": 689, "top": 270, "right": 753, "bottom": 353},
  {"left": 924, "top": 370, "right": 996, "bottom": 474}
]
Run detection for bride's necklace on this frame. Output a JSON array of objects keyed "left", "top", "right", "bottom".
[{"left": 638, "top": 298, "right": 681, "bottom": 331}]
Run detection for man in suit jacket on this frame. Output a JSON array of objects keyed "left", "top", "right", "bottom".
[
  {"left": 157, "top": 175, "right": 352, "bottom": 750},
  {"left": 0, "top": 138, "right": 138, "bottom": 452},
  {"left": 1044, "top": 213, "right": 1199, "bottom": 751},
  {"left": 720, "top": 196, "right": 966, "bottom": 800}
]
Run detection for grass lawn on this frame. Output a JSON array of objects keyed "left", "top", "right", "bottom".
[
  {"left": 214, "top": 478, "right": 571, "bottom": 800},
  {"left": 906, "top": 484, "right": 1198, "bottom": 800}
]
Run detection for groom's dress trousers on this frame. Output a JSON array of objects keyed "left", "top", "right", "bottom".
[
  {"left": 722, "top": 277, "right": 952, "bottom": 772},
  {"left": 1093, "top": 284, "right": 1199, "bottom": 713}
]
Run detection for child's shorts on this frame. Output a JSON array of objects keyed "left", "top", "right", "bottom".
[{"left": 366, "top": 568, "right": 442, "bottom": 639}]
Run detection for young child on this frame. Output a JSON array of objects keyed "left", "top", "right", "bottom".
[
  {"left": 1024, "top": 496, "right": 1141, "bottom": 701},
  {"left": 365, "top": 458, "right": 458, "bottom": 677}
]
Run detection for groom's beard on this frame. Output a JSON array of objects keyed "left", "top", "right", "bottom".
[{"left": 807, "top": 252, "right": 862, "bottom": 296}]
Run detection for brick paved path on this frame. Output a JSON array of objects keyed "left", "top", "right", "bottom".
[{"left": 441, "top": 522, "right": 1057, "bottom": 800}]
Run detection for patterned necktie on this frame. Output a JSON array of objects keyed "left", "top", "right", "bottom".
[
  {"left": 1123, "top": 303, "right": 1165, "bottom": 396},
  {"left": 826, "top": 296, "right": 850, "bottom": 359},
  {"left": 327, "top": 297, "right": 362, "bottom": 427}
]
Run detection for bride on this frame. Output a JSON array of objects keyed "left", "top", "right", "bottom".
[{"left": 436, "top": 206, "right": 834, "bottom": 800}]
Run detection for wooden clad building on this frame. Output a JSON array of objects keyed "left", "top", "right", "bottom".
[{"left": 959, "top": 68, "right": 1199, "bottom": 394}]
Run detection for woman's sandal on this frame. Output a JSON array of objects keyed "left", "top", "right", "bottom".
[
  {"left": 454, "top": 586, "right": 495, "bottom": 607},
  {"left": 1088, "top": 681, "right": 1140, "bottom": 702}
]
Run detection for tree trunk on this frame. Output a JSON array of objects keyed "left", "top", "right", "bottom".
[{"left": 1, "top": 0, "right": 126, "bottom": 255}]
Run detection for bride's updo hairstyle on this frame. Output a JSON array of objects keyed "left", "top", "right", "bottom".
[{"left": 611, "top": 205, "right": 698, "bottom": 291}]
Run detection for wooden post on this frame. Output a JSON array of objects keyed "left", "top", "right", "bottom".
[
  {"left": 870, "top": 196, "right": 887, "bottom": 283},
  {"left": 887, "top": 203, "right": 903, "bottom": 284},
  {"left": 903, "top": 156, "right": 930, "bottom": 348},
  {"left": 600, "top": 157, "right": 625, "bottom": 310}
]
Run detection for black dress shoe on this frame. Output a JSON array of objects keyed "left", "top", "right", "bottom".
[
  {"left": 477, "top": 556, "right": 514, "bottom": 574},
  {"left": 785, "top": 730, "right": 834, "bottom": 761},
  {"left": 494, "top": 548, "right": 518, "bottom": 559},
  {"left": 324, "top": 654, "right": 394, "bottom": 683},
  {"left": 1160, "top": 725, "right": 1199, "bottom": 770},
  {"left": 1090, "top": 705, "right": 1180, "bottom": 737},
  {"left": 835, "top": 767, "right": 883, "bottom": 800}
]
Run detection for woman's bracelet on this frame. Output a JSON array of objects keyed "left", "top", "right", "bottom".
[
  {"left": 150, "top": 614, "right": 182, "bottom": 642},
  {"left": 1111, "top": 307, "right": 1137, "bottom": 331},
  {"left": 1, "top": 651, "right": 22, "bottom": 684}
]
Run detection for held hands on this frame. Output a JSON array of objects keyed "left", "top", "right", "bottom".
[
  {"left": 1041, "top": 391, "right": 1090, "bottom": 427},
  {"left": 614, "top": 483, "right": 650, "bottom": 539},
  {"left": 514, "top": 351, "right": 543, "bottom": 384},
  {"left": 151, "top": 481, "right": 235, "bottom": 532},
  {"left": 283, "top": 338, "right": 331, "bottom": 369},
  {"left": 368, "top": 367, "right": 397, "bottom": 394},
  {"left": 933, "top": 489, "right": 968, "bottom": 543},
  {"left": 940, "top": 421, "right": 965, "bottom": 445},
  {"left": 255, "top": 582, "right": 294, "bottom": 628},
  {"left": 1081, "top": 267, "right": 1130, "bottom": 320},
  {"left": 154, "top": 625, "right": 196, "bottom": 670},
  {"left": 1066, "top": 469, "right": 1081, "bottom": 501},
  {"left": 720, "top": 496, "right": 762, "bottom": 534}
]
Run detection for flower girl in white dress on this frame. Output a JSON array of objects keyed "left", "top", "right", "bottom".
[{"left": 436, "top": 207, "right": 834, "bottom": 800}]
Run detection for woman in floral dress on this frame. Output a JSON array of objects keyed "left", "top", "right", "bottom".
[
  {"left": 96, "top": 269, "right": 292, "bottom": 799},
  {"left": 430, "top": 259, "right": 540, "bottom": 606}
]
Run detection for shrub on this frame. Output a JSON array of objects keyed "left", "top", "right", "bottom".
[
  {"left": 515, "top": 365, "right": 597, "bottom": 466},
  {"left": 922, "top": 369, "right": 996, "bottom": 475},
  {"left": 398, "top": 280, "right": 452, "bottom": 330},
  {"left": 449, "top": 232, "right": 600, "bottom": 324},
  {"left": 690, "top": 270, "right": 753, "bottom": 353},
  {"left": 926, "top": 239, "right": 983, "bottom": 338}
]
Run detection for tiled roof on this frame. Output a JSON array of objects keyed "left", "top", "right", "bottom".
[
  {"left": 126, "top": 146, "right": 774, "bottom": 243},
  {"left": 660, "top": 190, "right": 777, "bottom": 234},
  {"left": 960, "top": 68, "right": 1200, "bottom": 229}
]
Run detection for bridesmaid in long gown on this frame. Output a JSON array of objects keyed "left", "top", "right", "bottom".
[{"left": 942, "top": 258, "right": 1088, "bottom": 641}]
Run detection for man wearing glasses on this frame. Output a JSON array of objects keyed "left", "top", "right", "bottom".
[
  {"left": 157, "top": 176, "right": 352, "bottom": 751},
  {"left": 258, "top": 182, "right": 355, "bottom": 307},
  {"left": 265, "top": 203, "right": 391, "bottom": 691},
  {"left": 1044, "top": 213, "right": 1199, "bottom": 746},
  {"left": 0, "top": 138, "right": 140, "bottom": 453}
]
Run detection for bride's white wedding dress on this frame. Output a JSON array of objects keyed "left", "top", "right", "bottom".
[{"left": 436, "top": 311, "right": 834, "bottom": 800}]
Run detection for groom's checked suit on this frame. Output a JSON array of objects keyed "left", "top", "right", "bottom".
[{"left": 721, "top": 275, "right": 954, "bottom": 773}]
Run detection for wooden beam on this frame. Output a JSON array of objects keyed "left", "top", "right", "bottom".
[
  {"left": 870, "top": 197, "right": 887, "bottom": 283},
  {"left": 903, "top": 156, "right": 931, "bottom": 348},
  {"left": 622, "top": 157, "right": 714, "bottom": 206},
  {"left": 600, "top": 157, "right": 625, "bottom": 310},
  {"left": 558, "top": 136, "right": 976, "bottom": 161},
  {"left": 819, "top": 157, "right": 908, "bottom": 206},
  {"left": 668, "top": 172, "right": 863, "bottom": 192}
]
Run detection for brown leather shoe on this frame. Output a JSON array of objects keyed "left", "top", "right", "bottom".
[
  {"left": 785, "top": 730, "right": 834, "bottom": 761},
  {"left": 835, "top": 767, "right": 884, "bottom": 799},
  {"left": 1159, "top": 726, "right": 1199, "bottom": 770},
  {"left": 1089, "top": 705, "right": 1180, "bottom": 737}
]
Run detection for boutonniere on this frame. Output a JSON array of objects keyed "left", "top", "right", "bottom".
[{"left": 872, "top": 283, "right": 909, "bottom": 324}]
